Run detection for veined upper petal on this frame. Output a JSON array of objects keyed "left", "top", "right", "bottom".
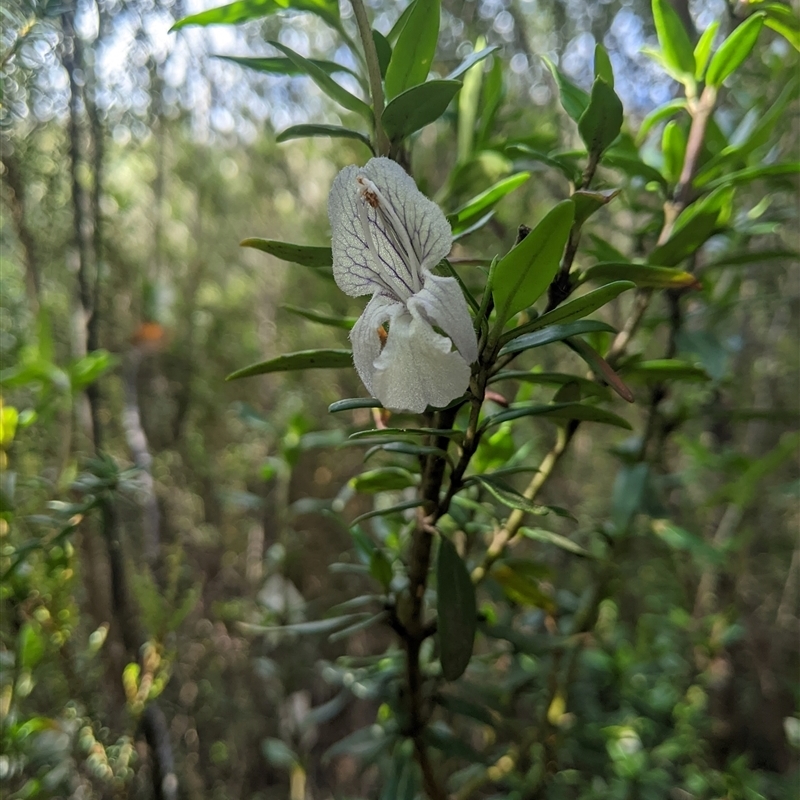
[
  {"left": 371, "top": 306, "right": 472, "bottom": 414},
  {"left": 328, "top": 158, "right": 452, "bottom": 301},
  {"left": 409, "top": 273, "right": 479, "bottom": 366}
]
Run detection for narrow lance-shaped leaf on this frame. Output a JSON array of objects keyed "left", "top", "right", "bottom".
[
  {"left": 216, "top": 55, "right": 358, "bottom": 79},
  {"left": 276, "top": 124, "right": 373, "bottom": 151},
  {"left": 581, "top": 262, "right": 700, "bottom": 289},
  {"left": 227, "top": 349, "right": 353, "bottom": 380},
  {"left": 384, "top": 0, "right": 440, "bottom": 98},
  {"left": 268, "top": 41, "right": 372, "bottom": 120},
  {"left": 499, "top": 319, "right": 616, "bottom": 356},
  {"left": 652, "top": 0, "right": 696, "bottom": 78},
  {"left": 171, "top": 0, "right": 339, "bottom": 31},
  {"left": 636, "top": 98, "right": 687, "bottom": 144},
  {"left": 371, "top": 29, "right": 392, "bottom": 78},
  {"left": 437, "top": 537, "right": 477, "bottom": 681},
  {"left": 706, "top": 13, "right": 765, "bottom": 88},
  {"left": 594, "top": 43, "right": 614, "bottom": 87},
  {"left": 693, "top": 20, "right": 720, "bottom": 80},
  {"left": 448, "top": 172, "right": 530, "bottom": 228},
  {"left": 240, "top": 239, "right": 332, "bottom": 267},
  {"left": 662, "top": 120, "right": 687, "bottom": 184},
  {"left": 492, "top": 200, "right": 575, "bottom": 324}
]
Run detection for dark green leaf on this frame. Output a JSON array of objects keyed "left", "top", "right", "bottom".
[
  {"left": 571, "top": 188, "right": 621, "bottom": 225},
  {"left": 652, "top": 0, "right": 696, "bottom": 78},
  {"left": 240, "top": 238, "right": 332, "bottom": 267},
  {"left": 582, "top": 262, "right": 700, "bottom": 289},
  {"left": 276, "top": 124, "right": 372, "bottom": 150},
  {"left": 498, "top": 319, "right": 616, "bottom": 356},
  {"left": 19, "top": 623, "right": 44, "bottom": 670},
  {"left": 216, "top": 55, "right": 357, "bottom": 78},
  {"left": 700, "top": 161, "right": 800, "bottom": 191},
  {"left": 281, "top": 304, "right": 356, "bottom": 329},
  {"left": 268, "top": 41, "right": 371, "bottom": 119},
  {"left": 543, "top": 57, "right": 589, "bottom": 121},
  {"left": 481, "top": 402, "right": 632, "bottom": 431},
  {"left": 594, "top": 43, "right": 614, "bottom": 87},
  {"left": 226, "top": 349, "right": 352, "bottom": 380},
  {"left": 492, "top": 561, "right": 555, "bottom": 610},
  {"left": 364, "top": 441, "right": 450, "bottom": 462},
  {"left": 382, "top": 80, "right": 462, "bottom": 142},
  {"left": 241, "top": 613, "right": 369, "bottom": 636},
  {"left": 507, "top": 144, "right": 581, "bottom": 182},
  {"left": 693, "top": 21, "right": 720, "bottom": 80},
  {"left": 369, "top": 550, "right": 393, "bottom": 589},
  {"left": 328, "top": 611, "right": 388, "bottom": 642},
  {"left": 470, "top": 474, "right": 553, "bottom": 513},
  {"left": 564, "top": 337, "right": 635, "bottom": 403},
  {"left": 619, "top": 358, "right": 710, "bottom": 382},
  {"left": 446, "top": 45, "right": 500, "bottom": 80},
  {"left": 349, "top": 427, "right": 463, "bottom": 440},
  {"left": 611, "top": 462, "right": 649, "bottom": 533},
  {"left": 171, "top": 0, "right": 339, "bottom": 31},
  {"left": 488, "top": 370, "right": 610, "bottom": 398},
  {"left": 384, "top": 0, "right": 440, "bottom": 98},
  {"left": 502, "top": 282, "right": 634, "bottom": 344},
  {"left": 601, "top": 149, "right": 667, "bottom": 186},
  {"left": 519, "top": 527, "right": 593, "bottom": 558},
  {"left": 636, "top": 98, "right": 687, "bottom": 144},
  {"left": 386, "top": 1, "right": 416, "bottom": 45},
  {"left": 350, "top": 467, "right": 418, "bottom": 494},
  {"left": 578, "top": 77, "right": 623, "bottom": 158},
  {"left": 350, "top": 499, "right": 423, "bottom": 526},
  {"left": 371, "top": 29, "right": 392, "bottom": 78},
  {"left": 329, "top": 397, "right": 383, "bottom": 413},
  {"left": 701, "top": 248, "right": 798, "bottom": 271},
  {"left": 706, "top": 13, "right": 765, "bottom": 88},
  {"left": 448, "top": 172, "right": 530, "bottom": 228},
  {"left": 323, "top": 724, "right": 393, "bottom": 762},
  {"left": 492, "top": 200, "right": 575, "bottom": 323},
  {"left": 437, "top": 537, "right": 477, "bottom": 681},
  {"left": 661, "top": 120, "right": 687, "bottom": 184}
]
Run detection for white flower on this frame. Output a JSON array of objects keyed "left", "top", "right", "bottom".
[{"left": 328, "top": 157, "right": 478, "bottom": 414}]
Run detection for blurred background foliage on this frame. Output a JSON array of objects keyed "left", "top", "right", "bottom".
[{"left": 0, "top": 0, "right": 798, "bottom": 798}]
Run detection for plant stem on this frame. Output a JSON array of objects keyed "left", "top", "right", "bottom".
[{"left": 349, "top": 0, "right": 390, "bottom": 156}]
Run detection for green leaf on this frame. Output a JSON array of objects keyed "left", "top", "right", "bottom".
[
  {"left": 384, "top": 0, "right": 440, "bottom": 99},
  {"left": 481, "top": 402, "right": 632, "bottom": 431},
  {"left": 543, "top": 57, "right": 590, "bottom": 122},
  {"left": 350, "top": 467, "right": 418, "bottom": 494},
  {"left": 268, "top": 41, "right": 371, "bottom": 120},
  {"left": 276, "top": 124, "right": 372, "bottom": 150},
  {"left": 371, "top": 29, "right": 392, "bottom": 78},
  {"left": 492, "top": 560, "right": 556, "bottom": 610},
  {"left": 216, "top": 55, "right": 357, "bottom": 78},
  {"left": 469, "top": 475, "right": 568, "bottom": 517},
  {"left": 764, "top": 10, "right": 800, "bottom": 51},
  {"left": 226, "top": 349, "right": 352, "bottom": 380},
  {"left": 648, "top": 193, "right": 726, "bottom": 266},
  {"left": 457, "top": 38, "right": 485, "bottom": 162},
  {"left": 636, "top": 98, "right": 687, "bottom": 144},
  {"left": 350, "top": 499, "right": 423, "bottom": 526},
  {"left": 662, "top": 120, "right": 687, "bottom": 184},
  {"left": 448, "top": 172, "right": 530, "bottom": 229},
  {"left": 601, "top": 150, "right": 667, "bottom": 187},
  {"left": 328, "top": 397, "right": 383, "bottom": 413},
  {"left": 369, "top": 550, "right": 393, "bottom": 589},
  {"left": 503, "top": 281, "right": 634, "bottom": 344},
  {"left": 565, "top": 338, "right": 635, "bottom": 403},
  {"left": 507, "top": 145, "right": 581, "bottom": 183},
  {"left": 242, "top": 614, "right": 369, "bottom": 636},
  {"left": 498, "top": 319, "right": 616, "bottom": 356},
  {"left": 700, "top": 161, "right": 800, "bottom": 191},
  {"left": 262, "top": 738, "right": 299, "bottom": 770},
  {"left": 651, "top": 519, "right": 722, "bottom": 565},
  {"left": 702, "top": 248, "right": 798, "bottom": 271},
  {"left": 446, "top": 45, "right": 500, "bottom": 80},
  {"left": 171, "top": 0, "right": 339, "bottom": 30},
  {"left": 19, "top": 623, "right": 44, "bottom": 670},
  {"left": 578, "top": 78, "right": 623, "bottom": 157},
  {"left": 492, "top": 200, "right": 575, "bottom": 323},
  {"left": 620, "top": 359, "right": 710, "bottom": 383},
  {"left": 594, "top": 43, "right": 614, "bottom": 87},
  {"left": 476, "top": 55, "right": 503, "bottom": 147},
  {"left": 281, "top": 304, "right": 356, "bottom": 329},
  {"left": 571, "top": 188, "right": 621, "bottom": 225},
  {"left": 386, "top": 1, "right": 416, "bottom": 45},
  {"left": 240, "top": 239, "right": 332, "bottom": 267},
  {"left": 437, "top": 537, "right": 477, "bottom": 681},
  {"left": 611, "top": 462, "right": 649, "bottom": 532},
  {"left": 382, "top": 80, "right": 462, "bottom": 142},
  {"left": 706, "top": 13, "right": 765, "bottom": 88},
  {"left": 488, "top": 371, "right": 610, "bottom": 398},
  {"left": 349, "top": 427, "right": 463, "bottom": 440},
  {"left": 519, "top": 527, "right": 593, "bottom": 558},
  {"left": 693, "top": 21, "right": 719, "bottom": 80},
  {"left": 652, "top": 0, "right": 696, "bottom": 78}
]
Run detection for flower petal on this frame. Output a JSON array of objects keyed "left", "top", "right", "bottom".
[
  {"left": 409, "top": 273, "right": 479, "bottom": 365},
  {"left": 349, "top": 293, "right": 403, "bottom": 396},
  {"left": 371, "top": 308, "right": 471, "bottom": 413},
  {"left": 328, "top": 158, "right": 452, "bottom": 300}
]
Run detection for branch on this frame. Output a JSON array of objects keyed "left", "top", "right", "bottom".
[{"left": 350, "top": 0, "right": 390, "bottom": 156}]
